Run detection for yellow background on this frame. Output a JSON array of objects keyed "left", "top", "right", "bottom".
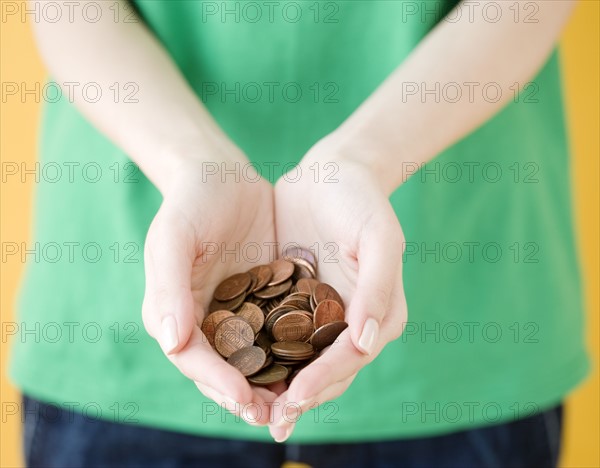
[{"left": 1, "top": 3, "right": 598, "bottom": 467}]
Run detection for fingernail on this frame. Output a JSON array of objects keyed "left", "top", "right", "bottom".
[
  {"left": 274, "top": 426, "right": 293, "bottom": 443},
  {"left": 161, "top": 315, "right": 179, "bottom": 354},
  {"left": 242, "top": 404, "right": 260, "bottom": 424},
  {"left": 275, "top": 404, "right": 300, "bottom": 427},
  {"left": 358, "top": 318, "right": 379, "bottom": 355}
]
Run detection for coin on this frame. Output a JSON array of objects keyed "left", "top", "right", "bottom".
[
  {"left": 255, "top": 331, "right": 273, "bottom": 353},
  {"left": 313, "top": 299, "right": 345, "bottom": 329},
  {"left": 309, "top": 292, "right": 317, "bottom": 311},
  {"left": 254, "top": 278, "right": 292, "bottom": 299},
  {"left": 283, "top": 245, "right": 318, "bottom": 270},
  {"left": 296, "top": 278, "right": 320, "bottom": 295},
  {"left": 227, "top": 346, "right": 266, "bottom": 376},
  {"left": 249, "top": 265, "right": 273, "bottom": 292},
  {"left": 214, "top": 316, "right": 254, "bottom": 358},
  {"left": 265, "top": 296, "right": 283, "bottom": 312},
  {"left": 206, "top": 250, "right": 346, "bottom": 385},
  {"left": 214, "top": 272, "right": 252, "bottom": 302},
  {"left": 246, "top": 296, "right": 266, "bottom": 308},
  {"left": 271, "top": 341, "right": 315, "bottom": 360},
  {"left": 272, "top": 311, "right": 313, "bottom": 342},
  {"left": 310, "top": 321, "right": 348, "bottom": 350},
  {"left": 247, "top": 272, "right": 258, "bottom": 293},
  {"left": 268, "top": 259, "right": 295, "bottom": 286},
  {"left": 201, "top": 310, "right": 235, "bottom": 347},
  {"left": 236, "top": 302, "right": 264, "bottom": 334},
  {"left": 280, "top": 292, "right": 312, "bottom": 310},
  {"left": 273, "top": 359, "right": 303, "bottom": 366},
  {"left": 264, "top": 307, "right": 295, "bottom": 334},
  {"left": 262, "top": 355, "right": 273, "bottom": 369},
  {"left": 208, "top": 293, "right": 246, "bottom": 313},
  {"left": 313, "top": 283, "right": 344, "bottom": 309},
  {"left": 247, "top": 364, "right": 289, "bottom": 386},
  {"left": 290, "top": 257, "right": 317, "bottom": 281}
]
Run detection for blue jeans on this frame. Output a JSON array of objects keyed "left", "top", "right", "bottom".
[{"left": 23, "top": 396, "right": 562, "bottom": 468}]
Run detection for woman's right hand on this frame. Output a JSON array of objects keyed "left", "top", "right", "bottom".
[{"left": 141, "top": 144, "right": 277, "bottom": 426}]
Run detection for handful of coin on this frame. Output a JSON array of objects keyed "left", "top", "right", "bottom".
[{"left": 201, "top": 247, "right": 347, "bottom": 386}]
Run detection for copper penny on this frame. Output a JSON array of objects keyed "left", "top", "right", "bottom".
[
  {"left": 254, "top": 279, "right": 292, "bottom": 299},
  {"left": 214, "top": 272, "right": 252, "bottom": 302},
  {"left": 214, "top": 316, "right": 254, "bottom": 358},
  {"left": 249, "top": 265, "right": 273, "bottom": 292},
  {"left": 264, "top": 307, "right": 295, "bottom": 334},
  {"left": 246, "top": 295, "right": 266, "bottom": 308},
  {"left": 247, "top": 272, "right": 258, "bottom": 293},
  {"left": 236, "top": 302, "right": 264, "bottom": 334},
  {"left": 271, "top": 341, "right": 315, "bottom": 360},
  {"left": 208, "top": 293, "right": 246, "bottom": 313},
  {"left": 265, "top": 296, "right": 283, "bottom": 312},
  {"left": 207, "top": 252, "right": 345, "bottom": 386},
  {"left": 247, "top": 364, "right": 289, "bottom": 386},
  {"left": 272, "top": 312, "right": 313, "bottom": 342},
  {"left": 281, "top": 291, "right": 310, "bottom": 300},
  {"left": 283, "top": 245, "right": 317, "bottom": 270},
  {"left": 268, "top": 259, "right": 295, "bottom": 286},
  {"left": 280, "top": 292, "right": 312, "bottom": 310},
  {"left": 291, "top": 258, "right": 317, "bottom": 281},
  {"left": 313, "top": 283, "right": 344, "bottom": 309},
  {"left": 261, "top": 355, "right": 273, "bottom": 369},
  {"left": 296, "top": 278, "right": 320, "bottom": 295},
  {"left": 273, "top": 359, "right": 303, "bottom": 366},
  {"left": 313, "top": 299, "right": 345, "bottom": 329},
  {"left": 309, "top": 292, "right": 317, "bottom": 312},
  {"left": 310, "top": 321, "right": 348, "bottom": 350},
  {"left": 227, "top": 346, "right": 266, "bottom": 376},
  {"left": 255, "top": 331, "right": 273, "bottom": 353},
  {"left": 298, "top": 310, "right": 313, "bottom": 320},
  {"left": 201, "top": 310, "right": 235, "bottom": 347}
]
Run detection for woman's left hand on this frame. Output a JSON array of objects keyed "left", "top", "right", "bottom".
[{"left": 268, "top": 144, "right": 408, "bottom": 442}]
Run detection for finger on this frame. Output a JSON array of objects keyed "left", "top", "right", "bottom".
[
  {"left": 269, "top": 421, "right": 296, "bottom": 443},
  {"left": 268, "top": 373, "right": 355, "bottom": 442},
  {"left": 248, "top": 386, "right": 280, "bottom": 426},
  {"left": 283, "top": 329, "right": 374, "bottom": 406},
  {"left": 379, "top": 262, "right": 409, "bottom": 343},
  {"left": 269, "top": 389, "right": 299, "bottom": 428},
  {"left": 268, "top": 389, "right": 297, "bottom": 442},
  {"left": 280, "top": 263, "right": 408, "bottom": 412},
  {"left": 348, "top": 206, "right": 405, "bottom": 355},
  {"left": 287, "top": 263, "right": 408, "bottom": 400},
  {"left": 169, "top": 326, "right": 256, "bottom": 409},
  {"left": 195, "top": 382, "right": 275, "bottom": 426},
  {"left": 293, "top": 373, "right": 356, "bottom": 413},
  {"left": 195, "top": 381, "right": 240, "bottom": 413},
  {"left": 142, "top": 209, "right": 197, "bottom": 354}
]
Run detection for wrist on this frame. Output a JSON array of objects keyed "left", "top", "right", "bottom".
[
  {"left": 153, "top": 135, "right": 247, "bottom": 196},
  {"left": 305, "top": 128, "right": 399, "bottom": 196}
]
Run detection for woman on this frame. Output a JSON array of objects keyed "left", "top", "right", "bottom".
[{"left": 12, "top": 1, "right": 586, "bottom": 466}]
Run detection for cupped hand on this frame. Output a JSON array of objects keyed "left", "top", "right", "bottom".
[
  {"left": 269, "top": 146, "right": 408, "bottom": 441},
  {"left": 142, "top": 147, "right": 278, "bottom": 425}
]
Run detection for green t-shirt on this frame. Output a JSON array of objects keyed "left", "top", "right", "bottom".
[{"left": 10, "top": 1, "right": 588, "bottom": 442}]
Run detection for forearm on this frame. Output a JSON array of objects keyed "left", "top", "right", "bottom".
[
  {"left": 318, "top": 0, "right": 576, "bottom": 195},
  {"left": 31, "top": 0, "right": 240, "bottom": 193}
]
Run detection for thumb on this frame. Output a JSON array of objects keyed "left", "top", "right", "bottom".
[{"left": 142, "top": 211, "right": 197, "bottom": 355}]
